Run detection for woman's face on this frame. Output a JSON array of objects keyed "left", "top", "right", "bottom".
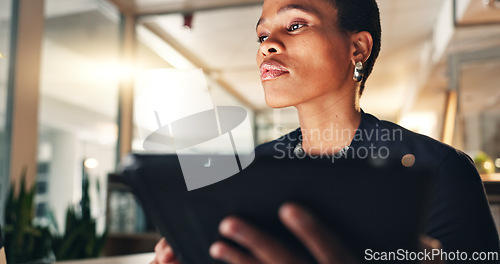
[{"left": 256, "top": 0, "right": 354, "bottom": 108}]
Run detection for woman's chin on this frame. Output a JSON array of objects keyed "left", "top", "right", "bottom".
[
  {"left": 262, "top": 81, "right": 303, "bottom": 108},
  {"left": 264, "top": 95, "right": 295, "bottom": 109}
]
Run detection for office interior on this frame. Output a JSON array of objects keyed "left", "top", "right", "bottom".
[{"left": 0, "top": 0, "right": 500, "bottom": 262}]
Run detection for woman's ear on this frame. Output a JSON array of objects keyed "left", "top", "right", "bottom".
[{"left": 350, "top": 31, "right": 373, "bottom": 65}]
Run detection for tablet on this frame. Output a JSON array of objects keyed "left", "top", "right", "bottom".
[{"left": 120, "top": 154, "right": 431, "bottom": 263}]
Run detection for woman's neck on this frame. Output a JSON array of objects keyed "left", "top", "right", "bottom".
[{"left": 296, "top": 88, "right": 361, "bottom": 155}]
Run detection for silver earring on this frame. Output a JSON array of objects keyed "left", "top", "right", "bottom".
[{"left": 353, "top": 61, "right": 364, "bottom": 82}]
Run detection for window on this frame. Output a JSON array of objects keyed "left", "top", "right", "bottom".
[
  {"left": 0, "top": 0, "right": 12, "bottom": 223},
  {"left": 38, "top": 0, "right": 120, "bottom": 234}
]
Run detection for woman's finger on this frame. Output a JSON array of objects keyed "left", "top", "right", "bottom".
[
  {"left": 153, "top": 238, "right": 180, "bottom": 264},
  {"left": 419, "top": 236, "right": 443, "bottom": 264},
  {"left": 210, "top": 241, "right": 261, "bottom": 264},
  {"left": 218, "top": 216, "right": 306, "bottom": 264},
  {"left": 279, "top": 203, "right": 358, "bottom": 264}
]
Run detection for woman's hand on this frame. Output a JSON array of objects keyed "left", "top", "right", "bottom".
[
  {"left": 209, "top": 203, "right": 443, "bottom": 264},
  {"left": 209, "top": 202, "right": 359, "bottom": 264},
  {"left": 420, "top": 236, "right": 443, "bottom": 264},
  {"left": 151, "top": 202, "right": 443, "bottom": 264},
  {"left": 150, "top": 238, "right": 180, "bottom": 264}
]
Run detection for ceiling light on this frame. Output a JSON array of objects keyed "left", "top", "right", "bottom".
[{"left": 84, "top": 158, "right": 99, "bottom": 169}]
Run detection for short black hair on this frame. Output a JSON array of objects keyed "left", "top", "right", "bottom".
[{"left": 330, "top": 0, "right": 381, "bottom": 96}]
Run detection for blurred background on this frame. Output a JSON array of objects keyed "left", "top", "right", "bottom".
[{"left": 1, "top": 0, "right": 500, "bottom": 262}]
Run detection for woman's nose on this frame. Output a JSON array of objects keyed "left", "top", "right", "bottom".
[{"left": 259, "top": 37, "right": 284, "bottom": 57}]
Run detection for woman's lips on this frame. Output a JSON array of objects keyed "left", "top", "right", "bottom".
[{"left": 260, "top": 61, "right": 289, "bottom": 82}]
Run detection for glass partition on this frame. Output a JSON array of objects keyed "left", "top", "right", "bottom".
[
  {"left": 456, "top": 58, "right": 500, "bottom": 173},
  {"left": 38, "top": 0, "right": 120, "bottom": 241},
  {"left": 0, "top": 0, "right": 12, "bottom": 224},
  {"left": 452, "top": 47, "right": 500, "bottom": 235}
]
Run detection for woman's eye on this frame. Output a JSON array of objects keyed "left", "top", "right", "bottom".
[
  {"left": 258, "top": 35, "right": 268, "bottom": 43},
  {"left": 288, "top": 23, "right": 305, "bottom": 32}
]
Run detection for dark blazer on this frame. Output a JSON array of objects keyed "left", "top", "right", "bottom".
[{"left": 256, "top": 111, "right": 500, "bottom": 261}]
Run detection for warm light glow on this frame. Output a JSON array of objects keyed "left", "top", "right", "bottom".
[
  {"left": 495, "top": 158, "right": 500, "bottom": 168},
  {"left": 137, "top": 25, "right": 196, "bottom": 70},
  {"left": 399, "top": 112, "right": 437, "bottom": 137},
  {"left": 0, "top": 52, "right": 4, "bottom": 58},
  {"left": 84, "top": 158, "right": 99, "bottom": 169},
  {"left": 484, "top": 161, "right": 493, "bottom": 170},
  {"left": 134, "top": 68, "right": 247, "bottom": 154},
  {"left": 134, "top": 68, "right": 213, "bottom": 135},
  {"left": 94, "top": 62, "right": 133, "bottom": 79},
  {"left": 442, "top": 91, "right": 458, "bottom": 145}
]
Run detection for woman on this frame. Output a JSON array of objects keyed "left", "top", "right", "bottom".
[{"left": 152, "top": 0, "right": 500, "bottom": 263}]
